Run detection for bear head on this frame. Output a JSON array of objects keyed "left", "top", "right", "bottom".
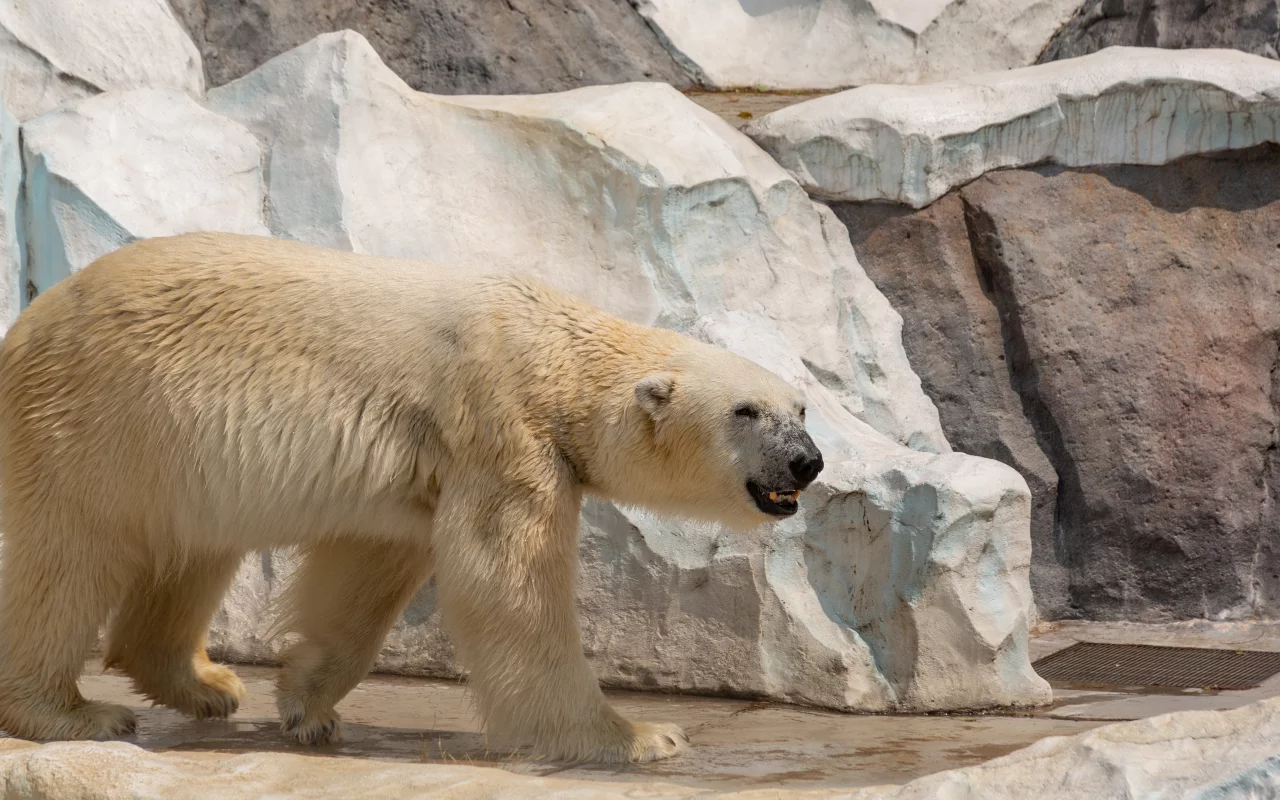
[{"left": 628, "top": 342, "right": 824, "bottom": 529}]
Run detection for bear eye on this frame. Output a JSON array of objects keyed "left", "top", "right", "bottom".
[
  {"left": 799, "top": 407, "right": 806, "bottom": 421},
  {"left": 734, "top": 404, "right": 759, "bottom": 420}
]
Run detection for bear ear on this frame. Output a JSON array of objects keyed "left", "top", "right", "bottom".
[{"left": 635, "top": 373, "right": 675, "bottom": 418}]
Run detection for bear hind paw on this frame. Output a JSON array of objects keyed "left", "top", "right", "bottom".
[
  {"left": 279, "top": 704, "right": 344, "bottom": 746},
  {"left": 539, "top": 719, "right": 689, "bottom": 764},
  {"left": 1, "top": 700, "right": 137, "bottom": 741}
]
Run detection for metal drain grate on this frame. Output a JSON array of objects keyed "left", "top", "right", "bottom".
[{"left": 1032, "top": 642, "right": 1280, "bottom": 690}]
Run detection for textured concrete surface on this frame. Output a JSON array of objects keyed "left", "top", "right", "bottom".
[{"left": 20, "top": 88, "right": 269, "bottom": 298}]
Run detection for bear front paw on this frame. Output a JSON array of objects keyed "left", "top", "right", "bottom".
[
  {"left": 139, "top": 662, "right": 246, "bottom": 721},
  {"left": 624, "top": 721, "right": 689, "bottom": 762}
]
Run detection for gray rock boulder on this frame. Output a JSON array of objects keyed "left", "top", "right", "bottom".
[
  {"left": 1039, "top": 0, "right": 1280, "bottom": 63},
  {"left": 839, "top": 145, "right": 1280, "bottom": 620},
  {"left": 167, "top": 0, "right": 692, "bottom": 94},
  {"left": 0, "top": 0, "right": 203, "bottom": 121}
]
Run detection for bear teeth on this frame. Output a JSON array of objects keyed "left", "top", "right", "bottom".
[{"left": 768, "top": 490, "right": 803, "bottom": 503}]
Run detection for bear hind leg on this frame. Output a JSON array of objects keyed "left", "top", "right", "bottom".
[
  {"left": 0, "top": 518, "right": 138, "bottom": 741},
  {"left": 104, "top": 551, "right": 247, "bottom": 721},
  {"left": 274, "top": 536, "right": 434, "bottom": 745}
]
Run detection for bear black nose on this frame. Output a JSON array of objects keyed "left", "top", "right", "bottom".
[{"left": 789, "top": 451, "right": 824, "bottom": 485}]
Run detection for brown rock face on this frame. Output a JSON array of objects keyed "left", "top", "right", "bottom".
[
  {"left": 837, "top": 146, "right": 1280, "bottom": 620},
  {"left": 839, "top": 197, "right": 1069, "bottom": 618},
  {"left": 1038, "top": 0, "right": 1279, "bottom": 63},
  {"left": 168, "top": 0, "right": 693, "bottom": 93}
]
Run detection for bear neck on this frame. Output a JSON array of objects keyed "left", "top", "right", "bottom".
[{"left": 518, "top": 305, "right": 681, "bottom": 505}]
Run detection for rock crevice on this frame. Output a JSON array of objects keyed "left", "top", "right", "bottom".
[{"left": 959, "top": 194, "right": 1087, "bottom": 615}]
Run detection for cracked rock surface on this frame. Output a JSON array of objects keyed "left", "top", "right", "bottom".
[{"left": 839, "top": 145, "right": 1280, "bottom": 620}]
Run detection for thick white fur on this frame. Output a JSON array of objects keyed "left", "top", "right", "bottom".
[{"left": 0, "top": 232, "right": 805, "bottom": 762}]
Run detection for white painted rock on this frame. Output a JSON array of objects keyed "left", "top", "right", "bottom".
[
  {"left": 0, "top": 94, "right": 18, "bottom": 337},
  {"left": 0, "top": 0, "right": 203, "bottom": 122},
  {"left": 870, "top": 696, "right": 1280, "bottom": 800},
  {"left": 632, "top": 0, "right": 1080, "bottom": 90},
  {"left": 0, "top": 697, "right": 1276, "bottom": 798},
  {"left": 745, "top": 46, "right": 1280, "bottom": 208},
  {"left": 16, "top": 32, "right": 1049, "bottom": 712},
  {"left": 20, "top": 88, "right": 269, "bottom": 297}
]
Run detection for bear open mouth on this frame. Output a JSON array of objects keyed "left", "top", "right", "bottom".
[{"left": 747, "top": 480, "right": 802, "bottom": 517}]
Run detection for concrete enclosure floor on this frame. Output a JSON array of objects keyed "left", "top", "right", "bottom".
[{"left": 2, "top": 622, "right": 1276, "bottom": 793}]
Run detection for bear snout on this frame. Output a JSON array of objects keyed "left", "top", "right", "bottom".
[{"left": 789, "top": 449, "right": 824, "bottom": 486}]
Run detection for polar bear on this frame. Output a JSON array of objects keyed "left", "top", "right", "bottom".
[{"left": 0, "top": 232, "right": 823, "bottom": 762}]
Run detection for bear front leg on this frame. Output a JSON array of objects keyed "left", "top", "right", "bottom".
[
  {"left": 274, "top": 537, "right": 435, "bottom": 745},
  {"left": 434, "top": 483, "right": 688, "bottom": 764},
  {"left": 105, "top": 551, "right": 247, "bottom": 721}
]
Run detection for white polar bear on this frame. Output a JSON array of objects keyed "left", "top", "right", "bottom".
[{"left": 0, "top": 232, "right": 823, "bottom": 763}]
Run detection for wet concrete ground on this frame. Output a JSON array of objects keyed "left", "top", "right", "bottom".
[
  {"left": 70, "top": 664, "right": 1098, "bottom": 792},
  {"left": 3, "top": 621, "right": 1262, "bottom": 792}
]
